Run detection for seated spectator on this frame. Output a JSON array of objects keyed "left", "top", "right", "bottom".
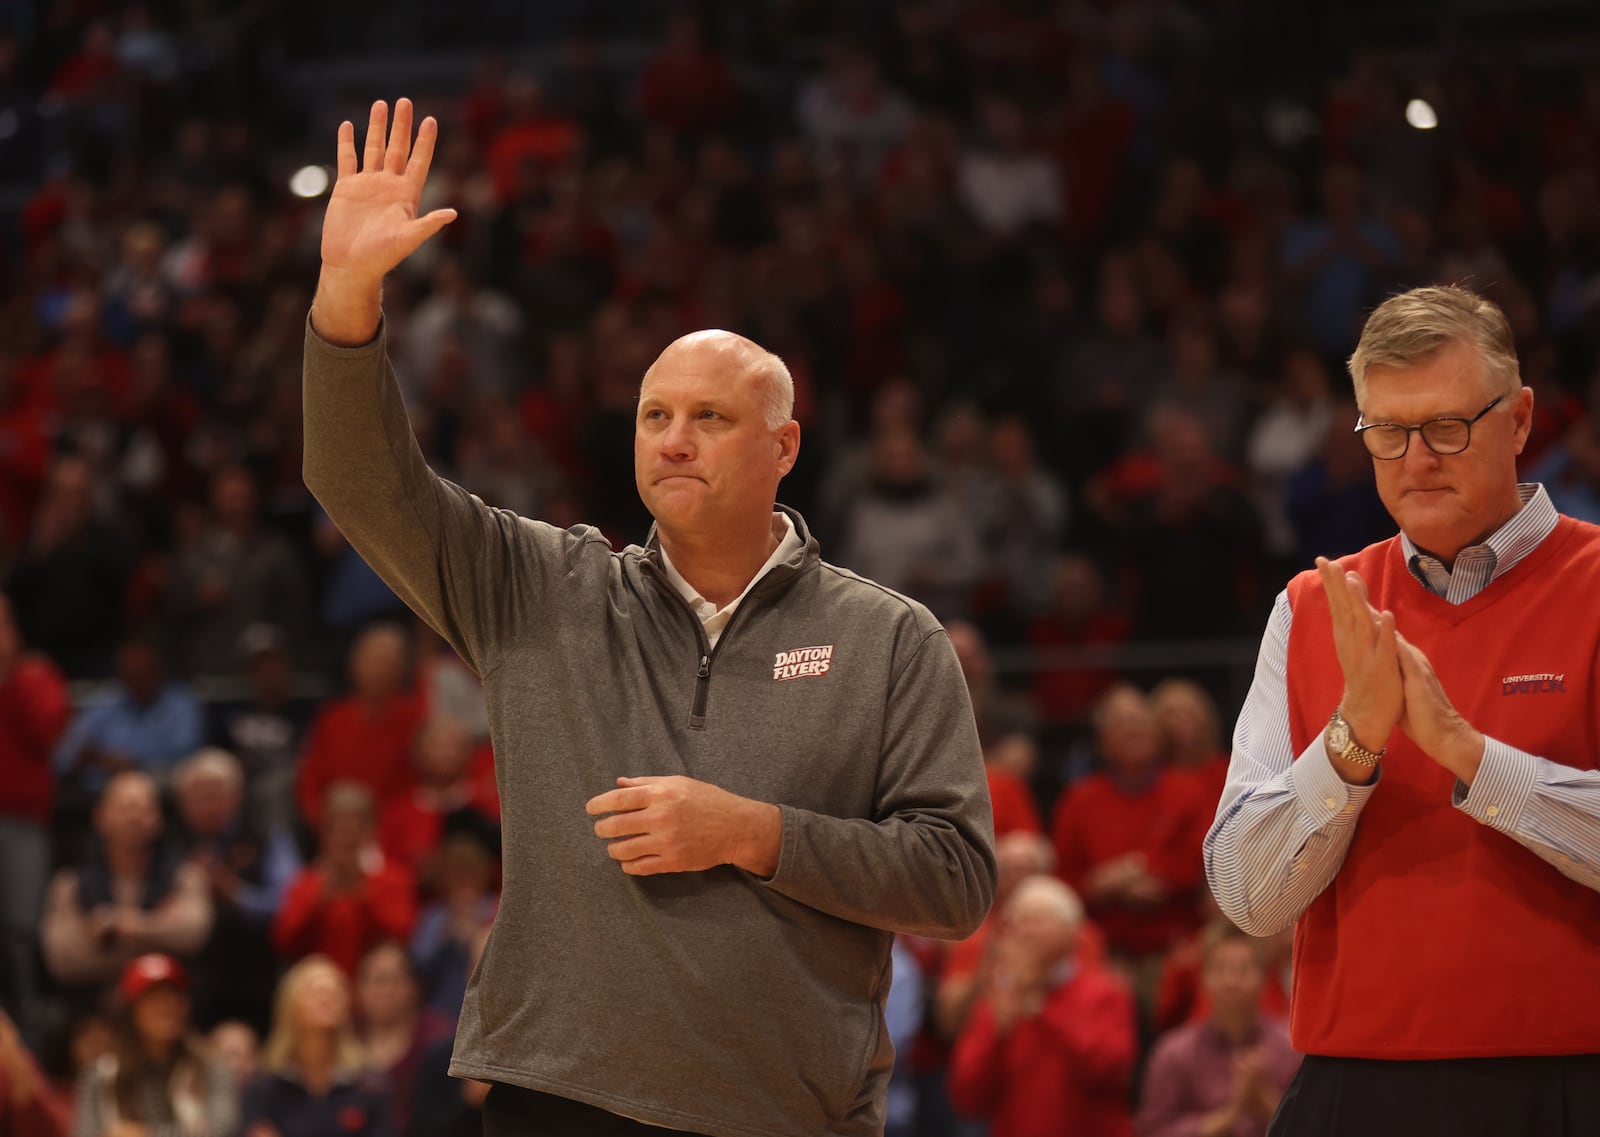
[
  {"left": 171, "top": 748, "right": 300, "bottom": 1033},
  {"left": 1137, "top": 923, "right": 1301, "bottom": 1137},
  {"left": 1026, "top": 555, "right": 1131, "bottom": 730},
  {"left": 377, "top": 716, "right": 498, "bottom": 886},
  {"left": 0, "top": 594, "right": 71, "bottom": 1041},
  {"left": 948, "top": 876, "right": 1137, "bottom": 1137},
  {"left": 206, "top": 1020, "right": 258, "bottom": 1095},
  {"left": 5, "top": 455, "right": 129, "bottom": 680},
  {"left": 977, "top": 417, "right": 1069, "bottom": 618},
  {"left": 408, "top": 829, "right": 498, "bottom": 1019},
  {"left": 352, "top": 943, "right": 451, "bottom": 1137},
  {"left": 885, "top": 938, "right": 924, "bottom": 1137},
  {"left": 208, "top": 624, "right": 317, "bottom": 835},
  {"left": 71, "top": 955, "right": 237, "bottom": 1137},
  {"left": 243, "top": 957, "right": 390, "bottom": 1137},
  {"left": 0, "top": 1007, "right": 68, "bottom": 1137},
  {"left": 1283, "top": 398, "right": 1392, "bottom": 570},
  {"left": 1153, "top": 893, "right": 1292, "bottom": 1035},
  {"left": 1151, "top": 678, "right": 1231, "bottom": 813},
  {"left": 944, "top": 623, "right": 1040, "bottom": 837},
  {"left": 163, "top": 463, "right": 309, "bottom": 677},
  {"left": 1244, "top": 348, "right": 1335, "bottom": 559},
  {"left": 40, "top": 771, "right": 212, "bottom": 1001},
  {"left": 273, "top": 784, "right": 417, "bottom": 976},
  {"left": 407, "top": 930, "right": 489, "bottom": 1137},
  {"left": 1050, "top": 686, "right": 1209, "bottom": 1017},
  {"left": 939, "top": 832, "right": 1094, "bottom": 1042},
  {"left": 52, "top": 639, "right": 205, "bottom": 799},
  {"left": 411, "top": 618, "right": 489, "bottom": 745},
  {"left": 836, "top": 426, "right": 982, "bottom": 620},
  {"left": 295, "top": 625, "right": 425, "bottom": 833},
  {"left": 58, "top": 1015, "right": 114, "bottom": 1098}
]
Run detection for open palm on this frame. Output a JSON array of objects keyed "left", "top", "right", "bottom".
[{"left": 321, "top": 99, "right": 456, "bottom": 282}]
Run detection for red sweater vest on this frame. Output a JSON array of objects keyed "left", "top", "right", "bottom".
[{"left": 1284, "top": 517, "right": 1600, "bottom": 1058}]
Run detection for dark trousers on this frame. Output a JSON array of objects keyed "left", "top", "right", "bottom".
[
  {"left": 482, "top": 1083, "right": 713, "bottom": 1137},
  {"left": 1269, "top": 1054, "right": 1600, "bottom": 1137}
]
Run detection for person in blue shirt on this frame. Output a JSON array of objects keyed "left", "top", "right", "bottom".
[{"left": 53, "top": 639, "right": 205, "bottom": 796}]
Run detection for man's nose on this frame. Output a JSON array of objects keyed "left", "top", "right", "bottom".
[
  {"left": 660, "top": 417, "right": 696, "bottom": 459},
  {"left": 1401, "top": 434, "right": 1443, "bottom": 472}
]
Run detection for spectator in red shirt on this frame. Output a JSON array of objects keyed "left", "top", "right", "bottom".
[
  {"left": 1027, "top": 555, "right": 1131, "bottom": 729},
  {"left": 296, "top": 625, "right": 425, "bottom": 833},
  {"left": 1051, "top": 685, "right": 1210, "bottom": 1017},
  {"left": 274, "top": 784, "right": 417, "bottom": 976},
  {"left": 949, "top": 875, "right": 1137, "bottom": 1137},
  {"left": 0, "top": 1008, "right": 67, "bottom": 1137},
  {"left": 1138, "top": 922, "right": 1301, "bottom": 1137},
  {"left": 1152, "top": 892, "right": 1292, "bottom": 1035},
  {"left": 946, "top": 623, "right": 1041, "bottom": 837},
  {"left": 635, "top": 13, "right": 738, "bottom": 141},
  {"left": 0, "top": 595, "right": 70, "bottom": 1040},
  {"left": 378, "top": 715, "right": 498, "bottom": 888},
  {"left": 1152, "top": 677, "right": 1231, "bottom": 816}
]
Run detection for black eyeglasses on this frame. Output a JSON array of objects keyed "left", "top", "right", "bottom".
[{"left": 1353, "top": 396, "right": 1503, "bottom": 460}]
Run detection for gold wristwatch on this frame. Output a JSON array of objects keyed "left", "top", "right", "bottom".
[{"left": 1326, "top": 708, "right": 1385, "bottom": 768}]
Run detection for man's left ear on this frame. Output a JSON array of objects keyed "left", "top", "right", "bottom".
[
  {"left": 1512, "top": 385, "right": 1534, "bottom": 456},
  {"left": 777, "top": 422, "right": 801, "bottom": 477}
]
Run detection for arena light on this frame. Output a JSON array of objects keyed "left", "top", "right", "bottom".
[
  {"left": 289, "top": 164, "right": 332, "bottom": 198},
  {"left": 1405, "top": 99, "right": 1438, "bottom": 130}
]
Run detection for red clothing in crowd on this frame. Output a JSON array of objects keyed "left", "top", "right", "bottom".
[
  {"left": 1153, "top": 932, "right": 1291, "bottom": 1034},
  {"left": 1283, "top": 524, "right": 1600, "bottom": 1058},
  {"left": 636, "top": 46, "right": 738, "bottom": 137},
  {"left": 272, "top": 861, "right": 418, "bottom": 976},
  {"left": 296, "top": 693, "right": 426, "bottom": 830},
  {"left": 945, "top": 916, "right": 1109, "bottom": 985},
  {"left": 1051, "top": 771, "right": 1209, "bottom": 957},
  {"left": 0, "top": 1049, "right": 69, "bottom": 1137},
  {"left": 986, "top": 766, "right": 1042, "bottom": 837},
  {"left": 377, "top": 746, "right": 500, "bottom": 877},
  {"left": 948, "top": 967, "right": 1137, "bottom": 1137},
  {"left": 0, "top": 656, "right": 71, "bottom": 825},
  {"left": 1172, "top": 755, "right": 1231, "bottom": 823},
  {"left": 1027, "top": 609, "right": 1130, "bottom": 724}
]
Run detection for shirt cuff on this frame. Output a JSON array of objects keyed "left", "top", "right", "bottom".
[
  {"left": 1292, "top": 732, "right": 1380, "bottom": 826},
  {"left": 304, "top": 312, "right": 385, "bottom": 352},
  {"left": 1452, "top": 737, "right": 1538, "bottom": 831}
]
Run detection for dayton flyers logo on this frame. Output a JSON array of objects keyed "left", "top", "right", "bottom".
[{"left": 773, "top": 645, "right": 834, "bottom": 680}]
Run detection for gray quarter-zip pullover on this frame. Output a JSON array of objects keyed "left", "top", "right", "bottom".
[{"left": 302, "top": 319, "right": 996, "bottom": 1137}]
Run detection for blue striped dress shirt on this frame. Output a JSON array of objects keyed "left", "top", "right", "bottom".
[{"left": 1206, "top": 484, "right": 1600, "bottom": 936}]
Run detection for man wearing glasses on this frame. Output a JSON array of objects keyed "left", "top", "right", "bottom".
[{"left": 1207, "top": 285, "right": 1600, "bottom": 1136}]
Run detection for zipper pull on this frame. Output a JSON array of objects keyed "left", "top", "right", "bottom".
[{"left": 698, "top": 655, "right": 710, "bottom": 679}]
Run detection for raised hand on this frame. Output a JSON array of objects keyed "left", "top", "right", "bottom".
[
  {"left": 1315, "top": 556, "right": 1402, "bottom": 782},
  {"left": 312, "top": 98, "right": 456, "bottom": 346},
  {"left": 1394, "top": 633, "right": 1485, "bottom": 785}
]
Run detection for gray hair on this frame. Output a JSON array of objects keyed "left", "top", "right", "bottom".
[
  {"left": 755, "top": 350, "right": 795, "bottom": 430},
  {"left": 174, "top": 747, "right": 245, "bottom": 795},
  {"left": 1006, "top": 874, "right": 1085, "bottom": 928},
  {"left": 1347, "top": 284, "right": 1521, "bottom": 404}
]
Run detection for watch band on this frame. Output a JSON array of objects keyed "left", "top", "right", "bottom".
[{"left": 1328, "top": 709, "right": 1385, "bottom": 768}]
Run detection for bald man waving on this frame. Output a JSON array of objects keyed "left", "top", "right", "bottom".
[{"left": 303, "top": 100, "right": 995, "bottom": 1137}]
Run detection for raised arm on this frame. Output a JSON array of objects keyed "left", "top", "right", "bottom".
[{"left": 303, "top": 100, "right": 608, "bottom": 677}]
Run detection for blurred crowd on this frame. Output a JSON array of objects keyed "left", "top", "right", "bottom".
[{"left": 3, "top": 1, "right": 1600, "bottom": 1136}]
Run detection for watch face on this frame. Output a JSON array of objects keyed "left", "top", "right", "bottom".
[{"left": 1327, "top": 718, "right": 1350, "bottom": 752}]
